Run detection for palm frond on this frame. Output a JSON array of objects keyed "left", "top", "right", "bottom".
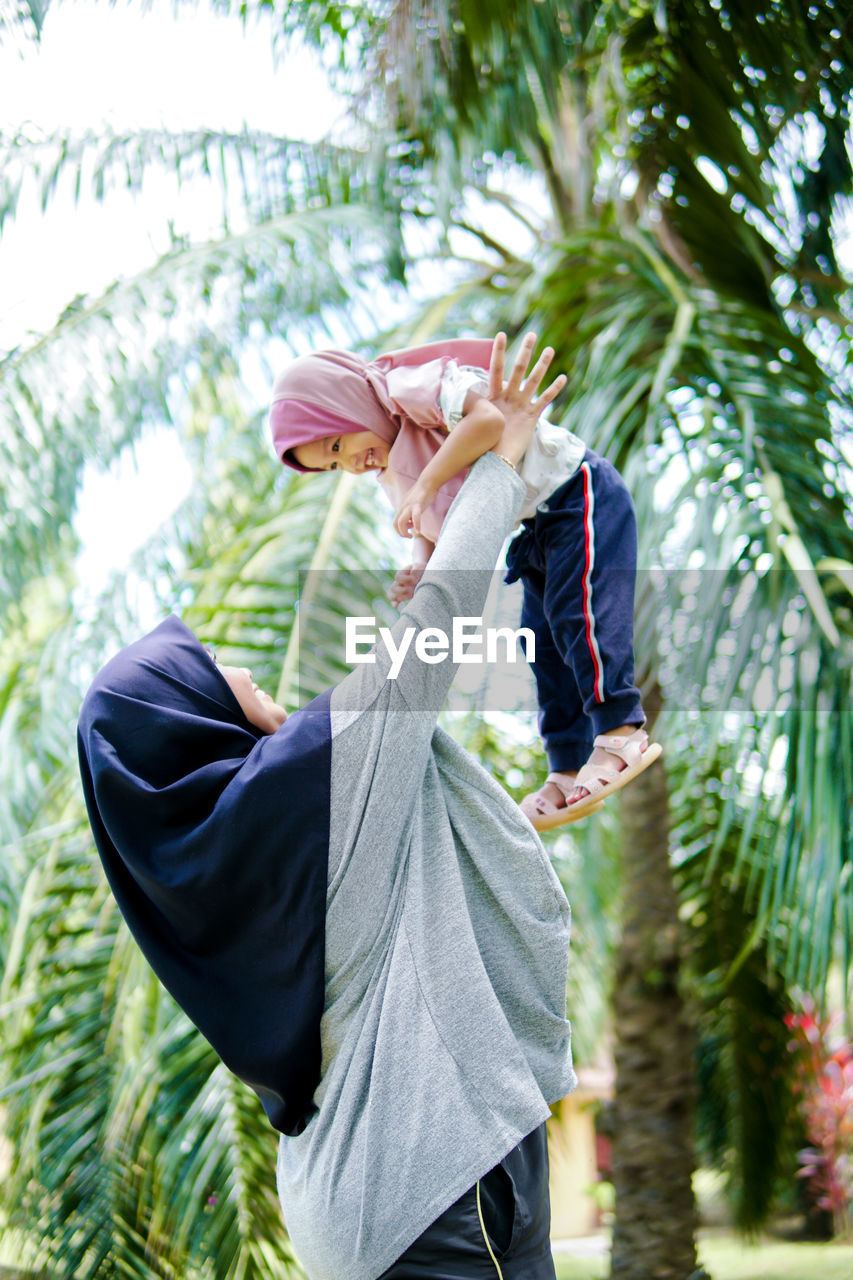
[
  {"left": 0, "top": 0, "right": 48, "bottom": 46},
  {"left": 0, "top": 127, "right": 389, "bottom": 234},
  {"left": 0, "top": 199, "right": 408, "bottom": 619},
  {"left": 0, "top": 825, "right": 303, "bottom": 1278}
]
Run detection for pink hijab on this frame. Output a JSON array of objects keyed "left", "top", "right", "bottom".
[{"left": 269, "top": 339, "right": 493, "bottom": 544}]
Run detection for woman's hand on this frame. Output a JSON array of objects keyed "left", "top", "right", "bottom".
[
  {"left": 388, "top": 564, "right": 425, "bottom": 608},
  {"left": 394, "top": 480, "right": 436, "bottom": 539},
  {"left": 488, "top": 331, "right": 566, "bottom": 466}
]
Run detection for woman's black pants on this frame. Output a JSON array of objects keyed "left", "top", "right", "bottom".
[{"left": 378, "top": 1123, "right": 555, "bottom": 1279}]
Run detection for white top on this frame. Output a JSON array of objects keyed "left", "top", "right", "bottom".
[{"left": 439, "top": 361, "right": 587, "bottom": 518}]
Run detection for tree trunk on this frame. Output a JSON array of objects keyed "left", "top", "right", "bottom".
[{"left": 608, "top": 686, "right": 704, "bottom": 1280}]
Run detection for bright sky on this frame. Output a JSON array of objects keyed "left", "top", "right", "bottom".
[
  {"left": 1, "top": 0, "right": 343, "bottom": 344},
  {"left": 1, "top": 0, "right": 344, "bottom": 593}
]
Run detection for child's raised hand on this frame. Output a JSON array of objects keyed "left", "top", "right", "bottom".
[
  {"left": 488, "top": 331, "right": 567, "bottom": 465},
  {"left": 388, "top": 564, "right": 424, "bottom": 608},
  {"left": 394, "top": 481, "right": 435, "bottom": 539}
]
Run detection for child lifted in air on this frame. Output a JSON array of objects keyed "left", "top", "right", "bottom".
[{"left": 269, "top": 332, "right": 660, "bottom": 829}]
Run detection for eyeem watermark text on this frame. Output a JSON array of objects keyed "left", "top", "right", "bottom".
[{"left": 345, "top": 616, "right": 535, "bottom": 680}]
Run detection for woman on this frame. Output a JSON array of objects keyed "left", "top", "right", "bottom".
[{"left": 78, "top": 335, "right": 576, "bottom": 1279}]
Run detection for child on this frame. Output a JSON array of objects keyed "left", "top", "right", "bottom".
[{"left": 269, "top": 332, "right": 660, "bottom": 828}]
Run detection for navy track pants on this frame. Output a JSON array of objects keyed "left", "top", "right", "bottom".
[
  {"left": 505, "top": 449, "right": 645, "bottom": 773},
  {"left": 378, "top": 1124, "right": 554, "bottom": 1279}
]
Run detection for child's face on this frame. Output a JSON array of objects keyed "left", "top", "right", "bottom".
[{"left": 292, "top": 431, "right": 389, "bottom": 474}]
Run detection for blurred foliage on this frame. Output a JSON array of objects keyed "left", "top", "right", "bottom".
[{"left": 674, "top": 773, "right": 800, "bottom": 1232}]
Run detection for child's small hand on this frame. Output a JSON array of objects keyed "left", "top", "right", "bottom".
[
  {"left": 394, "top": 482, "right": 435, "bottom": 539},
  {"left": 488, "top": 331, "right": 567, "bottom": 465},
  {"left": 388, "top": 564, "right": 425, "bottom": 608}
]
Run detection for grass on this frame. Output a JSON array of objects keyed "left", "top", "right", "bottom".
[
  {"left": 5, "top": 1230, "right": 853, "bottom": 1279},
  {"left": 553, "top": 1235, "right": 853, "bottom": 1280}
]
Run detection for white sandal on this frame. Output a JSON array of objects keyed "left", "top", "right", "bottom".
[
  {"left": 520, "top": 771, "right": 606, "bottom": 831},
  {"left": 560, "top": 729, "right": 662, "bottom": 823}
]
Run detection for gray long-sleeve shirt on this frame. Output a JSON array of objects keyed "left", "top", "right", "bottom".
[{"left": 276, "top": 452, "right": 576, "bottom": 1280}]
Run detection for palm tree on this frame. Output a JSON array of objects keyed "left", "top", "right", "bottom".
[{"left": 1, "top": 1, "right": 851, "bottom": 1277}]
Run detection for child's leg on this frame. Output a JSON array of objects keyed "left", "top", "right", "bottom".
[
  {"left": 536, "top": 454, "right": 656, "bottom": 810},
  {"left": 517, "top": 570, "right": 600, "bottom": 821},
  {"left": 520, "top": 571, "right": 593, "bottom": 773},
  {"left": 539, "top": 453, "right": 644, "bottom": 733}
]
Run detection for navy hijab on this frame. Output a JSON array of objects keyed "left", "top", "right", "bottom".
[{"left": 77, "top": 615, "right": 332, "bottom": 1136}]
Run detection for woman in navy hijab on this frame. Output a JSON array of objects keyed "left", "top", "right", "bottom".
[
  {"left": 78, "top": 335, "right": 576, "bottom": 1279},
  {"left": 78, "top": 616, "right": 331, "bottom": 1137}
]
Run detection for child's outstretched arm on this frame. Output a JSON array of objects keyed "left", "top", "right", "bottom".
[
  {"left": 389, "top": 333, "right": 565, "bottom": 606},
  {"left": 389, "top": 394, "right": 500, "bottom": 605},
  {"left": 393, "top": 334, "right": 565, "bottom": 539},
  {"left": 393, "top": 396, "right": 505, "bottom": 539}
]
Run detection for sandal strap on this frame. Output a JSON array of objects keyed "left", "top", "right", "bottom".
[
  {"left": 521, "top": 771, "right": 578, "bottom": 816},
  {"left": 592, "top": 728, "right": 647, "bottom": 767},
  {"left": 572, "top": 760, "right": 621, "bottom": 797},
  {"left": 544, "top": 771, "right": 579, "bottom": 803}
]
